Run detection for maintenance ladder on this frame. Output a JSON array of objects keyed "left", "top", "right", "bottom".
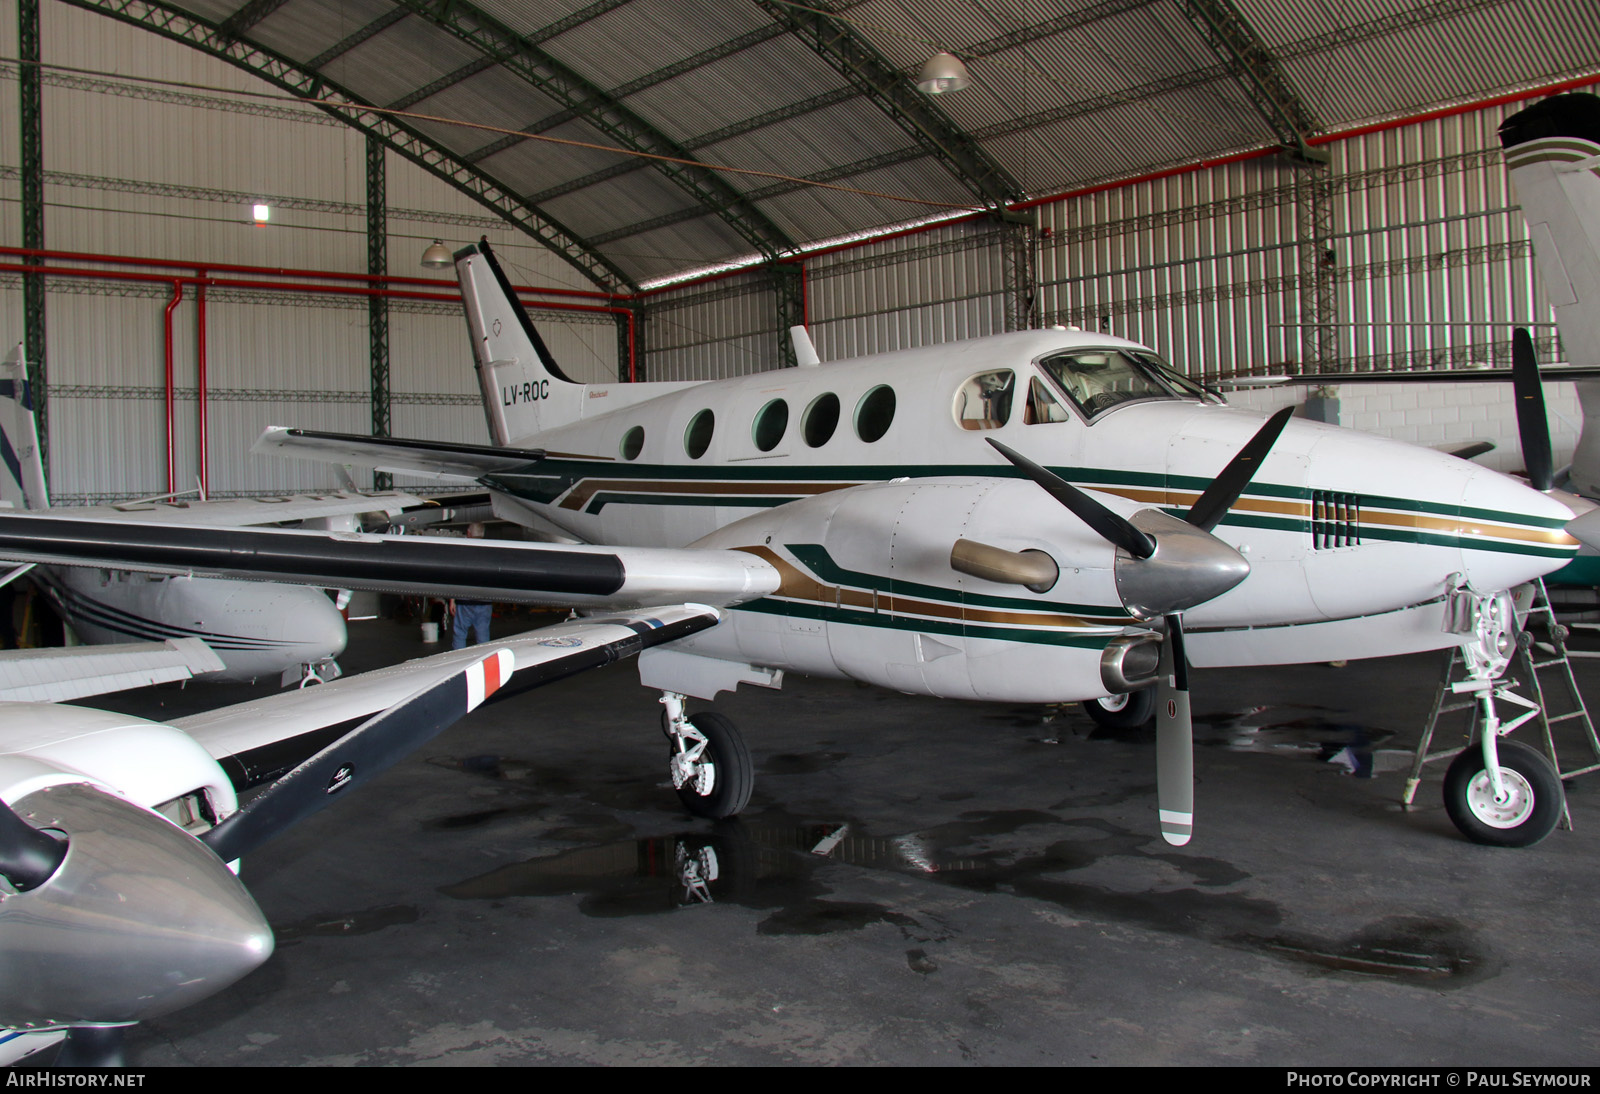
[{"left": 1403, "top": 579, "right": 1600, "bottom": 825}]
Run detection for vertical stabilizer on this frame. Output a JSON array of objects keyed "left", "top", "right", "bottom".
[
  {"left": 1503, "top": 93, "right": 1600, "bottom": 496},
  {"left": 455, "top": 240, "right": 587, "bottom": 447},
  {"left": 0, "top": 345, "right": 48, "bottom": 510},
  {"left": 1501, "top": 93, "right": 1600, "bottom": 370}
]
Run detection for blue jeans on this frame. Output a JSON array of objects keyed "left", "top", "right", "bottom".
[{"left": 452, "top": 602, "right": 492, "bottom": 648}]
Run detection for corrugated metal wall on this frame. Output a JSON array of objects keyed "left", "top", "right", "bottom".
[
  {"left": 0, "top": 0, "right": 619, "bottom": 503},
  {"left": 642, "top": 98, "right": 1565, "bottom": 476}
]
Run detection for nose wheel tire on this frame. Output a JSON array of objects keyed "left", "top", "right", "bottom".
[
  {"left": 1082, "top": 689, "right": 1156, "bottom": 730},
  {"left": 1442, "top": 740, "right": 1563, "bottom": 847},
  {"left": 669, "top": 712, "right": 753, "bottom": 820}
]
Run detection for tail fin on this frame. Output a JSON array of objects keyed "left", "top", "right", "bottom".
[
  {"left": 455, "top": 240, "right": 587, "bottom": 447},
  {"left": 1501, "top": 93, "right": 1600, "bottom": 371},
  {"left": 0, "top": 345, "right": 48, "bottom": 510}
]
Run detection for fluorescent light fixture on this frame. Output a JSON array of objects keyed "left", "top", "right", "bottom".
[{"left": 252, "top": 203, "right": 270, "bottom": 222}]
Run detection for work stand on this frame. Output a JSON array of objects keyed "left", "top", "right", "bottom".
[{"left": 1404, "top": 579, "right": 1600, "bottom": 830}]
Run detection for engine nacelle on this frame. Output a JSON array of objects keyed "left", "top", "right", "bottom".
[{"left": 673, "top": 478, "right": 1158, "bottom": 703}]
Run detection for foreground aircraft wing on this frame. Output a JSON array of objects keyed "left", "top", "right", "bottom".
[
  {"left": 0, "top": 512, "right": 779, "bottom": 610},
  {"left": 254, "top": 426, "right": 548, "bottom": 481},
  {"left": 0, "top": 637, "right": 226, "bottom": 702},
  {"left": 170, "top": 604, "right": 719, "bottom": 789}
]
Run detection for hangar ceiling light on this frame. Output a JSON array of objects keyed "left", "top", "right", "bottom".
[{"left": 916, "top": 52, "right": 970, "bottom": 95}]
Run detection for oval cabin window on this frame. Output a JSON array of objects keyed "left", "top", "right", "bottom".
[
  {"left": 803, "top": 393, "right": 840, "bottom": 448},
  {"left": 954, "top": 370, "right": 1015, "bottom": 430},
  {"left": 684, "top": 409, "right": 715, "bottom": 459},
  {"left": 753, "top": 399, "right": 789, "bottom": 452},
  {"left": 855, "top": 386, "right": 896, "bottom": 443},
  {"left": 621, "top": 425, "right": 645, "bottom": 460}
]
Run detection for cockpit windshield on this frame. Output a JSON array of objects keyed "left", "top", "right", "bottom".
[{"left": 1037, "top": 349, "right": 1216, "bottom": 419}]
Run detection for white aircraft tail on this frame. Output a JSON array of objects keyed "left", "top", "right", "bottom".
[
  {"left": 455, "top": 240, "right": 587, "bottom": 447},
  {"left": 0, "top": 345, "right": 48, "bottom": 510},
  {"left": 1502, "top": 93, "right": 1600, "bottom": 495},
  {"left": 1502, "top": 93, "right": 1600, "bottom": 370}
]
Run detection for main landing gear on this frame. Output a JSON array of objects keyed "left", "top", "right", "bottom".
[
  {"left": 1082, "top": 689, "right": 1156, "bottom": 731},
  {"left": 660, "top": 692, "right": 753, "bottom": 819}
]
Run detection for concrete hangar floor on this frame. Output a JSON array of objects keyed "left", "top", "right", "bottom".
[{"left": 98, "top": 615, "right": 1599, "bottom": 1066}]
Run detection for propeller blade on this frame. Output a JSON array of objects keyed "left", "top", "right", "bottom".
[
  {"left": 987, "top": 439, "right": 1155, "bottom": 558},
  {"left": 0, "top": 796, "right": 66, "bottom": 892},
  {"left": 1184, "top": 407, "right": 1295, "bottom": 532},
  {"left": 1512, "top": 328, "right": 1554, "bottom": 492},
  {"left": 1155, "top": 615, "right": 1194, "bottom": 847},
  {"left": 201, "top": 648, "right": 512, "bottom": 863}
]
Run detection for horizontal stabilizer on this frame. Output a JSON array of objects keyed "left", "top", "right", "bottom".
[
  {"left": 0, "top": 512, "right": 778, "bottom": 611},
  {"left": 1219, "top": 363, "right": 1600, "bottom": 388},
  {"left": 0, "top": 637, "right": 225, "bottom": 702},
  {"left": 62, "top": 488, "right": 426, "bottom": 527},
  {"left": 254, "top": 427, "right": 547, "bottom": 480}
]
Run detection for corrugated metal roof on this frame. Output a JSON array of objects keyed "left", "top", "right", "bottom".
[{"left": 65, "top": 0, "right": 1600, "bottom": 289}]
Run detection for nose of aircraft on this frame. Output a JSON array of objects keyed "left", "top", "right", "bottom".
[
  {"left": 1288, "top": 412, "right": 1579, "bottom": 593},
  {"left": 271, "top": 585, "right": 349, "bottom": 661}
]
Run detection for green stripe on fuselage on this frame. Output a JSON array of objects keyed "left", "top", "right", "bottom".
[
  {"left": 733, "top": 597, "right": 1117, "bottom": 649},
  {"left": 488, "top": 459, "right": 1569, "bottom": 543}
]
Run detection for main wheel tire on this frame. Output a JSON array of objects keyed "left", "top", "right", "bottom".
[
  {"left": 672, "top": 712, "right": 753, "bottom": 820},
  {"left": 1442, "top": 739, "right": 1564, "bottom": 847},
  {"left": 1082, "top": 689, "right": 1157, "bottom": 730}
]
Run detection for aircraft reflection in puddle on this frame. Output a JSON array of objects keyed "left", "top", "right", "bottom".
[{"left": 439, "top": 818, "right": 982, "bottom": 914}]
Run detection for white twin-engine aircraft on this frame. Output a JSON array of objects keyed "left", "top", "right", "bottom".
[
  {"left": 0, "top": 239, "right": 1584, "bottom": 848},
  {"left": 0, "top": 347, "right": 372, "bottom": 686}
]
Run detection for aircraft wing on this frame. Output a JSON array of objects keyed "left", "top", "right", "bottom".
[
  {"left": 254, "top": 426, "right": 548, "bottom": 481},
  {"left": 0, "top": 511, "right": 778, "bottom": 611},
  {"left": 0, "top": 637, "right": 225, "bottom": 702},
  {"left": 169, "top": 604, "right": 718, "bottom": 789},
  {"left": 53, "top": 489, "right": 428, "bottom": 526},
  {"left": 1220, "top": 363, "right": 1600, "bottom": 388}
]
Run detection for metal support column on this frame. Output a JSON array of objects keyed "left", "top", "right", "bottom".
[
  {"left": 614, "top": 305, "right": 636, "bottom": 383},
  {"left": 366, "top": 135, "right": 392, "bottom": 490},
  {"left": 18, "top": 0, "right": 46, "bottom": 473},
  {"left": 1294, "top": 168, "right": 1337, "bottom": 371},
  {"left": 771, "top": 262, "right": 805, "bottom": 369},
  {"left": 999, "top": 218, "right": 1037, "bottom": 333}
]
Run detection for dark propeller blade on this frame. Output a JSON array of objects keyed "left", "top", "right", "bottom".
[
  {"left": 201, "top": 649, "right": 510, "bottom": 863},
  {"left": 1512, "top": 328, "right": 1554, "bottom": 492},
  {"left": 987, "top": 439, "right": 1156, "bottom": 558},
  {"left": 0, "top": 795, "right": 66, "bottom": 892},
  {"left": 1154, "top": 614, "right": 1194, "bottom": 847},
  {"left": 1184, "top": 407, "right": 1295, "bottom": 532}
]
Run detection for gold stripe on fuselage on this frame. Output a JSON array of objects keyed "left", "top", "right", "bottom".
[
  {"left": 732, "top": 545, "right": 1115, "bottom": 630},
  {"left": 552, "top": 475, "right": 1575, "bottom": 548}
]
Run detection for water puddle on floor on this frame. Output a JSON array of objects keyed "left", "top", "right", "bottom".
[{"left": 437, "top": 808, "right": 1486, "bottom": 984}]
